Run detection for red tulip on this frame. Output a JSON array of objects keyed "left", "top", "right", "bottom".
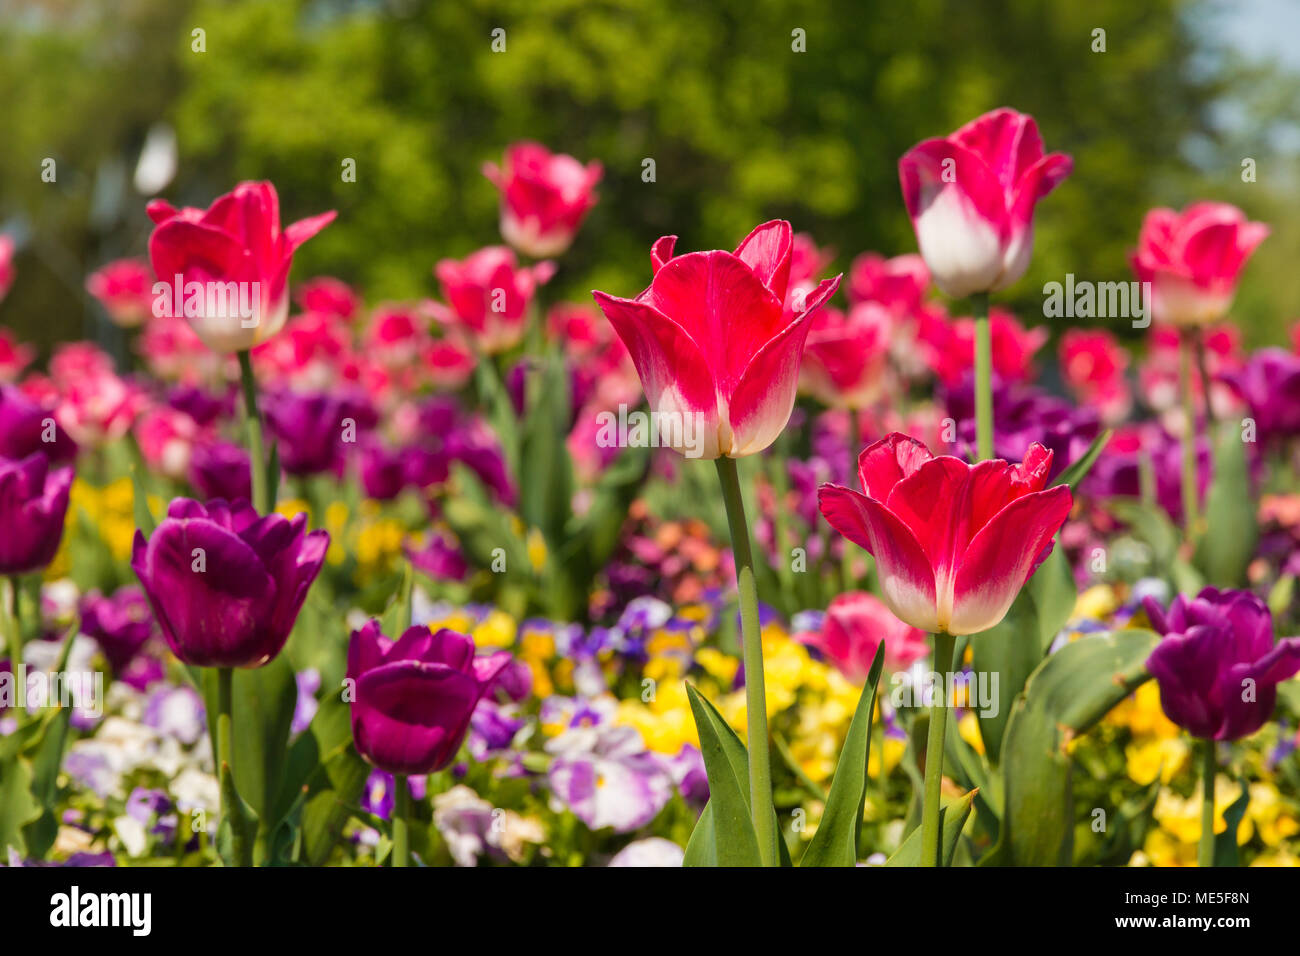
[
  {"left": 927, "top": 307, "right": 1046, "bottom": 387},
  {"left": 432, "top": 246, "right": 554, "bottom": 355},
  {"left": 847, "top": 252, "right": 931, "bottom": 313},
  {"left": 819, "top": 433, "right": 1072, "bottom": 635},
  {"left": 1130, "top": 202, "right": 1268, "bottom": 328},
  {"left": 0, "top": 235, "right": 14, "bottom": 303},
  {"left": 147, "top": 181, "right": 336, "bottom": 353},
  {"left": 1059, "top": 328, "right": 1131, "bottom": 424},
  {"left": 899, "top": 108, "right": 1072, "bottom": 297},
  {"left": 592, "top": 220, "right": 841, "bottom": 458},
  {"left": 797, "top": 591, "right": 930, "bottom": 683},
  {"left": 483, "top": 141, "right": 602, "bottom": 258},
  {"left": 799, "top": 302, "right": 893, "bottom": 410}
]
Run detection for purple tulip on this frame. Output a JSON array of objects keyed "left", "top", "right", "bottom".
[
  {"left": 80, "top": 586, "right": 155, "bottom": 672},
  {"left": 1223, "top": 347, "right": 1300, "bottom": 447},
  {"left": 0, "top": 386, "right": 77, "bottom": 462},
  {"left": 405, "top": 533, "right": 468, "bottom": 583},
  {"left": 189, "top": 440, "right": 253, "bottom": 502},
  {"left": 264, "top": 388, "right": 378, "bottom": 476},
  {"left": 1143, "top": 587, "right": 1300, "bottom": 741},
  {"left": 347, "top": 620, "right": 510, "bottom": 775},
  {"left": 356, "top": 438, "right": 407, "bottom": 500},
  {"left": 0, "top": 453, "right": 74, "bottom": 575},
  {"left": 130, "top": 498, "right": 329, "bottom": 668}
]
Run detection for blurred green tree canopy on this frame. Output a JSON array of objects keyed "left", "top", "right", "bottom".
[{"left": 2, "top": 0, "right": 1296, "bottom": 358}]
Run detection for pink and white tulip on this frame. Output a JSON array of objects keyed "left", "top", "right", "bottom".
[
  {"left": 1130, "top": 202, "right": 1268, "bottom": 328},
  {"left": 432, "top": 246, "right": 554, "bottom": 355},
  {"left": 147, "top": 181, "right": 336, "bottom": 353},
  {"left": 819, "top": 433, "right": 1072, "bottom": 636},
  {"left": 592, "top": 220, "right": 841, "bottom": 459},
  {"left": 899, "top": 108, "right": 1072, "bottom": 298},
  {"left": 86, "top": 259, "right": 154, "bottom": 328},
  {"left": 797, "top": 591, "right": 930, "bottom": 684},
  {"left": 483, "top": 142, "right": 602, "bottom": 258}
]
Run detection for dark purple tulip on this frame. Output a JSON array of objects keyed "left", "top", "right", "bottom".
[
  {"left": 189, "top": 440, "right": 253, "bottom": 502},
  {"left": 0, "top": 453, "right": 74, "bottom": 575},
  {"left": 347, "top": 620, "right": 509, "bottom": 775},
  {"left": 80, "top": 586, "right": 154, "bottom": 672},
  {"left": 1223, "top": 347, "right": 1300, "bottom": 447},
  {"left": 357, "top": 439, "right": 407, "bottom": 500},
  {"left": 130, "top": 498, "right": 329, "bottom": 668},
  {"left": 166, "top": 384, "right": 232, "bottom": 428},
  {"left": 0, "top": 386, "right": 77, "bottom": 463},
  {"left": 264, "top": 389, "right": 378, "bottom": 476},
  {"left": 1143, "top": 587, "right": 1300, "bottom": 741}
]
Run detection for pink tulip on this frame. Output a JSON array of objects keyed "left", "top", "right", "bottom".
[
  {"left": 927, "top": 307, "right": 1046, "bottom": 387},
  {"left": 85, "top": 258, "right": 154, "bottom": 328},
  {"left": 1059, "top": 328, "right": 1131, "bottom": 424},
  {"left": 592, "top": 220, "right": 841, "bottom": 459},
  {"left": 797, "top": 591, "right": 930, "bottom": 683},
  {"left": 899, "top": 108, "right": 1072, "bottom": 298},
  {"left": 819, "top": 432, "right": 1072, "bottom": 635},
  {"left": 432, "top": 246, "right": 554, "bottom": 355},
  {"left": 483, "top": 142, "right": 602, "bottom": 258},
  {"left": 1130, "top": 202, "right": 1268, "bottom": 328},
  {"left": 147, "top": 181, "right": 336, "bottom": 353},
  {"left": 847, "top": 252, "right": 931, "bottom": 313},
  {"left": 799, "top": 302, "right": 893, "bottom": 410},
  {"left": 0, "top": 329, "right": 34, "bottom": 383},
  {"left": 295, "top": 276, "right": 360, "bottom": 321},
  {"left": 0, "top": 235, "right": 14, "bottom": 303}
]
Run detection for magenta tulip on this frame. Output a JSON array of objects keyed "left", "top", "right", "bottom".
[
  {"left": 147, "top": 181, "right": 335, "bottom": 353},
  {"left": 432, "top": 246, "right": 554, "bottom": 355},
  {"left": 130, "top": 498, "right": 328, "bottom": 668},
  {"left": 592, "top": 220, "right": 841, "bottom": 458},
  {"left": 798, "top": 591, "right": 930, "bottom": 683},
  {"left": 1130, "top": 202, "right": 1268, "bottom": 328},
  {"left": 899, "top": 108, "right": 1072, "bottom": 298},
  {"left": 819, "top": 432, "right": 1072, "bottom": 635},
  {"left": 347, "top": 620, "right": 510, "bottom": 775},
  {"left": 0, "top": 452, "right": 73, "bottom": 576}
]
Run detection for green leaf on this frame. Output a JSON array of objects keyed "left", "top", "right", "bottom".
[
  {"left": 1213, "top": 783, "right": 1249, "bottom": 868},
  {"left": 1052, "top": 428, "right": 1112, "bottom": 489},
  {"left": 1193, "top": 422, "right": 1257, "bottom": 587},
  {"left": 885, "top": 790, "right": 975, "bottom": 866},
  {"left": 216, "top": 759, "right": 257, "bottom": 867},
  {"left": 995, "top": 629, "right": 1160, "bottom": 866},
  {"left": 229, "top": 657, "right": 299, "bottom": 831},
  {"left": 683, "top": 683, "right": 763, "bottom": 867},
  {"left": 0, "top": 757, "right": 40, "bottom": 856},
  {"left": 800, "top": 644, "right": 885, "bottom": 866},
  {"left": 380, "top": 560, "right": 415, "bottom": 636},
  {"left": 971, "top": 543, "right": 1075, "bottom": 763},
  {"left": 266, "top": 441, "right": 281, "bottom": 509},
  {"left": 131, "top": 463, "right": 156, "bottom": 538},
  {"left": 518, "top": 353, "right": 574, "bottom": 545}
]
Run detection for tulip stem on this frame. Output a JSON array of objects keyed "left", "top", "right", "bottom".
[
  {"left": 237, "top": 350, "right": 270, "bottom": 514},
  {"left": 215, "top": 666, "right": 234, "bottom": 860},
  {"left": 1199, "top": 738, "right": 1216, "bottom": 867},
  {"left": 971, "top": 293, "right": 993, "bottom": 460},
  {"left": 1178, "top": 332, "right": 1200, "bottom": 539},
  {"left": 4, "top": 577, "right": 23, "bottom": 728},
  {"left": 714, "top": 455, "right": 777, "bottom": 867},
  {"left": 920, "top": 630, "right": 956, "bottom": 866},
  {"left": 392, "top": 775, "right": 410, "bottom": 868}
]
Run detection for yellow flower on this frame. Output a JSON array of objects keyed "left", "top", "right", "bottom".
[
  {"left": 526, "top": 528, "right": 547, "bottom": 573},
  {"left": 695, "top": 647, "right": 739, "bottom": 686},
  {"left": 1108, "top": 681, "right": 1180, "bottom": 738},
  {"left": 1246, "top": 782, "right": 1300, "bottom": 847},
  {"left": 957, "top": 712, "right": 985, "bottom": 756},
  {"left": 1074, "top": 584, "right": 1119, "bottom": 621},
  {"left": 1125, "top": 737, "right": 1189, "bottom": 785}
]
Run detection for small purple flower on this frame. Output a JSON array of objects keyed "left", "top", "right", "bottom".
[
  {"left": 264, "top": 388, "right": 378, "bottom": 476},
  {"left": 80, "top": 586, "right": 155, "bottom": 672},
  {"left": 1223, "top": 347, "right": 1300, "bottom": 447},
  {"left": 131, "top": 498, "right": 329, "bottom": 668},
  {"left": 547, "top": 723, "right": 674, "bottom": 833},
  {"left": 468, "top": 700, "right": 524, "bottom": 756},
  {"left": 0, "top": 385, "right": 77, "bottom": 462},
  {"left": 405, "top": 532, "right": 468, "bottom": 583},
  {"left": 142, "top": 683, "right": 206, "bottom": 744},
  {"left": 1144, "top": 587, "right": 1300, "bottom": 740},
  {"left": 607, "top": 837, "right": 684, "bottom": 867},
  {"left": 664, "top": 744, "right": 708, "bottom": 805},
  {"left": 0, "top": 452, "right": 73, "bottom": 575},
  {"left": 188, "top": 440, "right": 252, "bottom": 502},
  {"left": 292, "top": 668, "right": 321, "bottom": 734}
]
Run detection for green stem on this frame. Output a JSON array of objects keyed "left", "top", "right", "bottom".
[
  {"left": 971, "top": 292, "right": 993, "bottom": 461},
  {"left": 216, "top": 666, "right": 234, "bottom": 851},
  {"left": 1198, "top": 738, "right": 1216, "bottom": 868},
  {"left": 392, "top": 774, "right": 410, "bottom": 867},
  {"left": 714, "top": 456, "right": 777, "bottom": 866},
  {"left": 4, "top": 577, "right": 24, "bottom": 728},
  {"left": 1179, "top": 332, "right": 1200, "bottom": 540},
  {"left": 237, "top": 350, "right": 270, "bottom": 514},
  {"left": 920, "top": 630, "right": 956, "bottom": 866},
  {"left": 1193, "top": 330, "right": 1217, "bottom": 429}
]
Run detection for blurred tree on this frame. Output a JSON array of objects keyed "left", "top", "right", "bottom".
[{"left": 1, "top": 0, "right": 1292, "bottom": 359}]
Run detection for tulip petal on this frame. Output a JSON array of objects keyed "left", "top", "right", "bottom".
[
  {"left": 1146, "top": 625, "right": 1233, "bottom": 739},
  {"left": 856, "top": 432, "right": 934, "bottom": 501},
  {"left": 818, "top": 484, "right": 939, "bottom": 633},
  {"left": 650, "top": 235, "right": 677, "bottom": 274},
  {"left": 732, "top": 219, "right": 793, "bottom": 303},
  {"left": 284, "top": 211, "right": 338, "bottom": 252},
  {"left": 949, "top": 485, "right": 1072, "bottom": 635}
]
